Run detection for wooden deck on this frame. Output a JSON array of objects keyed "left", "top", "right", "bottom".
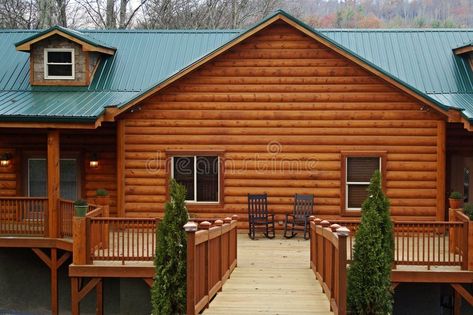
[{"left": 203, "top": 234, "right": 332, "bottom": 315}]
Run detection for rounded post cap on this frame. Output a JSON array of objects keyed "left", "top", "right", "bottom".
[
  {"left": 223, "top": 217, "right": 232, "bottom": 223},
  {"left": 309, "top": 215, "right": 315, "bottom": 221},
  {"left": 183, "top": 221, "right": 198, "bottom": 232},
  {"left": 231, "top": 214, "right": 239, "bottom": 221},
  {"left": 214, "top": 219, "right": 223, "bottom": 226},
  {"left": 313, "top": 218, "right": 322, "bottom": 225},
  {"left": 199, "top": 221, "right": 211, "bottom": 230},
  {"left": 336, "top": 226, "right": 351, "bottom": 237},
  {"left": 330, "top": 223, "right": 341, "bottom": 232},
  {"left": 320, "top": 220, "right": 330, "bottom": 227}
]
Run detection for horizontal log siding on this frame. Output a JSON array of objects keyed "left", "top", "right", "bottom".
[
  {"left": 121, "top": 21, "right": 445, "bottom": 222},
  {"left": 0, "top": 125, "right": 117, "bottom": 214}
]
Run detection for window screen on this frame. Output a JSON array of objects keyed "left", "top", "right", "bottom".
[
  {"left": 346, "top": 157, "right": 380, "bottom": 210},
  {"left": 196, "top": 156, "right": 219, "bottom": 202},
  {"left": 173, "top": 157, "right": 195, "bottom": 201},
  {"left": 173, "top": 156, "right": 219, "bottom": 202},
  {"left": 28, "top": 158, "right": 78, "bottom": 200}
]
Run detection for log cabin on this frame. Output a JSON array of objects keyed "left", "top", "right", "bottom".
[{"left": 1, "top": 9, "right": 473, "bottom": 314}]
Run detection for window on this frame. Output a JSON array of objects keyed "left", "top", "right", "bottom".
[
  {"left": 44, "top": 48, "right": 74, "bottom": 79},
  {"left": 171, "top": 156, "right": 220, "bottom": 203},
  {"left": 341, "top": 152, "right": 386, "bottom": 215},
  {"left": 28, "top": 158, "right": 79, "bottom": 200}
]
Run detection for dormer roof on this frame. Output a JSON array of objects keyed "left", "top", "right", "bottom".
[{"left": 15, "top": 25, "right": 116, "bottom": 55}]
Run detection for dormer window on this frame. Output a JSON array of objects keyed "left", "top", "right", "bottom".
[{"left": 44, "top": 48, "right": 75, "bottom": 79}]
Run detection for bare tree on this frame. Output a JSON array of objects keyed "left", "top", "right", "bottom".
[
  {"left": 77, "top": 0, "right": 147, "bottom": 28},
  {"left": 139, "top": 0, "right": 279, "bottom": 29}
]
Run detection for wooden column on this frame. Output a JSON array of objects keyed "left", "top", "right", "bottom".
[
  {"left": 50, "top": 248, "right": 58, "bottom": 315},
  {"left": 32, "top": 248, "right": 70, "bottom": 315},
  {"left": 48, "top": 130, "right": 60, "bottom": 238},
  {"left": 437, "top": 120, "right": 446, "bottom": 221},
  {"left": 116, "top": 120, "right": 125, "bottom": 217}
]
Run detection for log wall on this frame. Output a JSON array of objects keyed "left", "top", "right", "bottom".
[
  {"left": 0, "top": 124, "right": 117, "bottom": 214},
  {"left": 122, "top": 21, "right": 447, "bottom": 221}
]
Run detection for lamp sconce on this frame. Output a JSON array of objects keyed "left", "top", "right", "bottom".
[
  {"left": 0, "top": 152, "right": 12, "bottom": 167},
  {"left": 89, "top": 153, "right": 99, "bottom": 168}
]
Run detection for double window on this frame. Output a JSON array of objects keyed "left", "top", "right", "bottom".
[
  {"left": 341, "top": 152, "right": 385, "bottom": 214},
  {"left": 44, "top": 48, "right": 75, "bottom": 79},
  {"left": 27, "top": 158, "right": 79, "bottom": 200},
  {"left": 171, "top": 155, "right": 220, "bottom": 203}
]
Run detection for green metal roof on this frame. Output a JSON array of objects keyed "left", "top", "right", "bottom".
[
  {"left": 0, "top": 29, "right": 239, "bottom": 122},
  {"left": 1, "top": 10, "right": 473, "bottom": 123},
  {"left": 14, "top": 25, "right": 116, "bottom": 51}
]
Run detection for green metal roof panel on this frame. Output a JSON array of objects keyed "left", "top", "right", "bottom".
[
  {"left": 14, "top": 25, "right": 116, "bottom": 51},
  {"left": 320, "top": 29, "right": 473, "bottom": 94}
]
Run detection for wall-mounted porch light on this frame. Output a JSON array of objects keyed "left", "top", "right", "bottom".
[
  {"left": 89, "top": 153, "right": 99, "bottom": 168},
  {"left": 0, "top": 152, "right": 12, "bottom": 167}
]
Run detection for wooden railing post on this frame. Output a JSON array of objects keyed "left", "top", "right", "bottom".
[
  {"left": 199, "top": 221, "right": 211, "bottom": 310},
  {"left": 184, "top": 221, "right": 198, "bottom": 315},
  {"left": 337, "top": 227, "right": 350, "bottom": 315},
  {"left": 73, "top": 216, "right": 87, "bottom": 265},
  {"left": 462, "top": 220, "right": 469, "bottom": 270},
  {"left": 449, "top": 208, "right": 457, "bottom": 253},
  {"left": 232, "top": 215, "right": 238, "bottom": 268}
]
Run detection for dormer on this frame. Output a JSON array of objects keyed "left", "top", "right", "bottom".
[
  {"left": 453, "top": 41, "right": 473, "bottom": 71},
  {"left": 15, "top": 25, "right": 116, "bottom": 86}
]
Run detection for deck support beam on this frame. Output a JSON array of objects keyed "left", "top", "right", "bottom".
[
  {"left": 71, "top": 277, "right": 103, "bottom": 315},
  {"left": 452, "top": 283, "right": 473, "bottom": 315},
  {"left": 47, "top": 130, "right": 60, "bottom": 238},
  {"left": 31, "top": 248, "right": 71, "bottom": 315}
]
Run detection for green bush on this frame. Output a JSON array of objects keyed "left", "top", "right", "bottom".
[
  {"left": 151, "top": 178, "right": 189, "bottom": 315},
  {"left": 95, "top": 188, "right": 109, "bottom": 196},
  {"left": 347, "top": 170, "right": 394, "bottom": 314},
  {"left": 464, "top": 203, "right": 473, "bottom": 220},
  {"left": 450, "top": 191, "right": 463, "bottom": 200}
]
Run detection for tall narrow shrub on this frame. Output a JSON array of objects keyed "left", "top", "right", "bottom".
[
  {"left": 151, "top": 179, "right": 189, "bottom": 315},
  {"left": 347, "top": 170, "right": 394, "bottom": 314}
]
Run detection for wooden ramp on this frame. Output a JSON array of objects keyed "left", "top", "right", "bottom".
[{"left": 203, "top": 234, "right": 332, "bottom": 315}]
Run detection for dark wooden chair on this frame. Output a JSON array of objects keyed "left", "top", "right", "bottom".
[
  {"left": 284, "top": 194, "right": 314, "bottom": 240},
  {"left": 247, "top": 193, "right": 275, "bottom": 240}
]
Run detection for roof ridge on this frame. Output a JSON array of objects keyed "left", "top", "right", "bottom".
[{"left": 320, "top": 28, "right": 473, "bottom": 32}]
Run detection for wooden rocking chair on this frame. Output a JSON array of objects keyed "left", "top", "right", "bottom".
[
  {"left": 247, "top": 193, "right": 275, "bottom": 240},
  {"left": 284, "top": 194, "right": 314, "bottom": 240}
]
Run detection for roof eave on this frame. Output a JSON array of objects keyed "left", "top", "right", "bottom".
[
  {"left": 453, "top": 45, "right": 473, "bottom": 55},
  {"left": 15, "top": 26, "right": 116, "bottom": 55}
]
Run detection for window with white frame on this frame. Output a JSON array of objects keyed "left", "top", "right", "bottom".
[
  {"left": 44, "top": 48, "right": 75, "bottom": 79},
  {"left": 172, "top": 156, "right": 219, "bottom": 203},
  {"left": 345, "top": 156, "right": 381, "bottom": 210}
]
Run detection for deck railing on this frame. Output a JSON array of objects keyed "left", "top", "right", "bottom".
[
  {"left": 0, "top": 197, "right": 48, "bottom": 236},
  {"left": 310, "top": 220, "right": 348, "bottom": 315},
  {"left": 88, "top": 217, "right": 158, "bottom": 263},
  {"left": 330, "top": 219, "right": 467, "bottom": 269},
  {"left": 185, "top": 216, "right": 238, "bottom": 315},
  {"left": 73, "top": 200, "right": 160, "bottom": 265},
  {"left": 59, "top": 199, "right": 74, "bottom": 238}
]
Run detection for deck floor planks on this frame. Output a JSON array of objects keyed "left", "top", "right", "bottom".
[{"left": 203, "top": 234, "right": 333, "bottom": 315}]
